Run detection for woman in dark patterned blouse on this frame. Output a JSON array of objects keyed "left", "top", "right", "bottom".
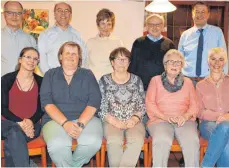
[{"left": 98, "top": 47, "right": 146, "bottom": 167}]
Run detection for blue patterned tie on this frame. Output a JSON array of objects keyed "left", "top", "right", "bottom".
[{"left": 196, "top": 29, "right": 204, "bottom": 77}]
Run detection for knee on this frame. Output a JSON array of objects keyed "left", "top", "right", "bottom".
[
  {"left": 106, "top": 135, "right": 123, "bottom": 146},
  {"left": 85, "top": 135, "right": 102, "bottom": 152},
  {"left": 47, "top": 137, "right": 71, "bottom": 154},
  {"left": 181, "top": 135, "right": 200, "bottom": 151},
  {"left": 7, "top": 124, "right": 24, "bottom": 140},
  {"left": 153, "top": 135, "right": 173, "bottom": 148},
  {"left": 217, "top": 121, "right": 229, "bottom": 134},
  {"left": 127, "top": 133, "right": 145, "bottom": 145}
]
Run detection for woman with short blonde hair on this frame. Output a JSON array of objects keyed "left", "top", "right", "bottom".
[{"left": 197, "top": 47, "right": 229, "bottom": 167}]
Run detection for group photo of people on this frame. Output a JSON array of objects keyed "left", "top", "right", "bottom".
[{"left": 1, "top": 0, "right": 229, "bottom": 167}]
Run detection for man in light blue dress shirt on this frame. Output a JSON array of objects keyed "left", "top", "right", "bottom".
[
  {"left": 1, "top": 1, "right": 36, "bottom": 76},
  {"left": 38, "top": 2, "right": 87, "bottom": 75},
  {"left": 178, "top": 2, "right": 228, "bottom": 81}
]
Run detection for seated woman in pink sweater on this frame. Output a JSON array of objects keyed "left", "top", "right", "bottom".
[
  {"left": 196, "top": 48, "right": 229, "bottom": 167},
  {"left": 146, "top": 49, "right": 199, "bottom": 167}
]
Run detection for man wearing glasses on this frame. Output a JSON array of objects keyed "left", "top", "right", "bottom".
[
  {"left": 128, "top": 14, "right": 175, "bottom": 92},
  {"left": 38, "top": 2, "right": 87, "bottom": 75},
  {"left": 178, "top": 2, "right": 228, "bottom": 85},
  {"left": 1, "top": 1, "right": 36, "bottom": 76}
]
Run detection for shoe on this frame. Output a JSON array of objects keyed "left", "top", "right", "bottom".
[
  {"left": 179, "top": 157, "right": 185, "bottom": 167},
  {"left": 30, "top": 159, "right": 38, "bottom": 167}
]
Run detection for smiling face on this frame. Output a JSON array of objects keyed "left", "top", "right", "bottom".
[
  {"left": 98, "top": 18, "right": 113, "bottom": 37},
  {"left": 146, "top": 16, "right": 164, "bottom": 38},
  {"left": 192, "top": 4, "right": 210, "bottom": 28},
  {"left": 19, "top": 50, "right": 39, "bottom": 71},
  {"left": 60, "top": 45, "right": 79, "bottom": 70},
  {"left": 111, "top": 53, "right": 130, "bottom": 73},
  {"left": 164, "top": 54, "right": 183, "bottom": 77},
  {"left": 4, "top": 1, "right": 23, "bottom": 30},
  {"left": 208, "top": 52, "right": 226, "bottom": 74},
  {"left": 54, "top": 3, "right": 71, "bottom": 29}
]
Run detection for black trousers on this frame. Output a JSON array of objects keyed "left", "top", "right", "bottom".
[{"left": 1, "top": 120, "right": 41, "bottom": 167}]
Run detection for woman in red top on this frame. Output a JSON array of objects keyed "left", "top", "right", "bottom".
[{"left": 1, "top": 47, "right": 43, "bottom": 167}]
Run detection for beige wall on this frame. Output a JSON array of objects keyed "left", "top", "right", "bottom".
[{"left": 1, "top": 1, "right": 145, "bottom": 50}]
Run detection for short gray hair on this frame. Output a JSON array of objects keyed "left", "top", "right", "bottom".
[
  {"left": 145, "top": 14, "right": 165, "bottom": 26},
  {"left": 163, "top": 49, "right": 185, "bottom": 67},
  {"left": 208, "top": 47, "right": 228, "bottom": 64}
]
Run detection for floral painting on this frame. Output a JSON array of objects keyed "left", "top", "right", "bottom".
[{"left": 23, "top": 9, "right": 49, "bottom": 41}]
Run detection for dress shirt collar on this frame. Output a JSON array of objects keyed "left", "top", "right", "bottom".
[
  {"left": 4, "top": 25, "right": 22, "bottom": 35},
  {"left": 147, "top": 34, "right": 163, "bottom": 42},
  {"left": 54, "top": 24, "right": 72, "bottom": 32},
  {"left": 193, "top": 24, "right": 208, "bottom": 33}
]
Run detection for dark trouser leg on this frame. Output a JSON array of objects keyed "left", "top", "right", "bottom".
[{"left": 1, "top": 120, "right": 29, "bottom": 167}]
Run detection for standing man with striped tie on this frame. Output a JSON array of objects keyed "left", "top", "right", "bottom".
[{"left": 178, "top": 2, "right": 228, "bottom": 85}]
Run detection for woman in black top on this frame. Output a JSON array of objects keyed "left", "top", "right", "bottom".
[{"left": 1, "top": 47, "right": 43, "bottom": 167}]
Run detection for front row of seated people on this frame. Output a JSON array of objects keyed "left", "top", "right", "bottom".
[{"left": 1, "top": 42, "right": 229, "bottom": 167}]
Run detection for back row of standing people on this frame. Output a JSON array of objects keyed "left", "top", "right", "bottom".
[{"left": 2, "top": 1, "right": 228, "bottom": 79}]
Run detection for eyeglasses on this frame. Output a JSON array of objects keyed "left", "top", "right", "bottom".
[
  {"left": 22, "top": 55, "right": 39, "bottom": 62},
  {"left": 166, "top": 60, "right": 182, "bottom": 66},
  {"left": 99, "top": 22, "right": 113, "bottom": 28},
  {"left": 115, "top": 58, "right": 129, "bottom": 63},
  {"left": 4, "top": 10, "right": 23, "bottom": 16},
  {"left": 194, "top": 11, "right": 207, "bottom": 15},
  {"left": 147, "top": 23, "right": 162, "bottom": 28},
  {"left": 55, "top": 8, "right": 71, "bottom": 14}
]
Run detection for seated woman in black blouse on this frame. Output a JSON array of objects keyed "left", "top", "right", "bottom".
[{"left": 1, "top": 47, "right": 43, "bottom": 167}]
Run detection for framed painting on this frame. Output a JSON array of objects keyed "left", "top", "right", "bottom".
[{"left": 22, "top": 9, "right": 49, "bottom": 42}]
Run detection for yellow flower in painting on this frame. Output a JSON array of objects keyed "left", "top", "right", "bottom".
[{"left": 31, "top": 26, "right": 45, "bottom": 34}]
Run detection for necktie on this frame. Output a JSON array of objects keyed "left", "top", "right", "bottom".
[{"left": 196, "top": 29, "right": 204, "bottom": 77}]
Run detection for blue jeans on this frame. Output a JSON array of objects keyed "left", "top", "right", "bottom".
[
  {"left": 1, "top": 120, "right": 41, "bottom": 167},
  {"left": 200, "top": 120, "right": 229, "bottom": 167}
]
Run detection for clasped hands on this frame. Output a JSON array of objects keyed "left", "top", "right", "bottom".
[
  {"left": 166, "top": 115, "right": 188, "bottom": 127},
  {"left": 17, "top": 118, "right": 35, "bottom": 138},
  {"left": 107, "top": 115, "right": 140, "bottom": 129},
  {"left": 63, "top": 121, "right": 82, "bottom": 139}
]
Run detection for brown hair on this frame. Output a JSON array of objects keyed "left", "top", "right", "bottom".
[
  {"left": 96, "top": 8, "right": 115, "bottom": 28},
  {"left": 192, "top": 2, "right": 210, "bottom": 13},
  {"left": 109, "top": 47, "right": 131, "bottom": 62},
  {"left": 58, "top": 41, "right": 82, "bottom": 67},
  {"left": 16, "top": 47, "right": 40, "bottom": 70}
]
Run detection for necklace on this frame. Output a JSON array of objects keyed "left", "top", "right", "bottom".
[
  {"left": 63, "top": 70, "right": 75, "bottom": 77},
  {"left": 112, "top": 72, "right": 130, "bottom": 84},
  {"left": 16, "top": 77, "right": 34, "bottom": 92},
  {"left": 209, "top": 73, "right": 224, "bottom": 88}
]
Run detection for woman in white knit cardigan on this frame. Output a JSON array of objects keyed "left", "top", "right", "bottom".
[{"left": 86, "top": 8, "right": 123, "bottom": 81}]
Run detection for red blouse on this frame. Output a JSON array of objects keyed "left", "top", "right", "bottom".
[{"left": 7, "top": 80, "right": 38, "bottom": 119}]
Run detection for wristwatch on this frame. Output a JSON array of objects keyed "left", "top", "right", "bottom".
[{"left": 77, "top": 122, "right": 85, "bottom": 129}]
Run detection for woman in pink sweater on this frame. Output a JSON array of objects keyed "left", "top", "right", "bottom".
[
  {"left": 146, "top": 49, "right": 199, "bottom": 167},
  {"left": 196, "top": 48, "right": 229, "bottom": 167}
]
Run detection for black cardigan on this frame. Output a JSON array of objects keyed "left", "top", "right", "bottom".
[{"left": 1, "top": 70, "right": 44, "bottom": 124}]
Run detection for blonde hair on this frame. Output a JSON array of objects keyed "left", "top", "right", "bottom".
[
  {"left": 163, "top": 49, "right": 185, "bottom": 67},
  {"left": 208, "top": 47, "right": 228, "bottom": 64},
  {"left": 145, "top": 14, "right": 165, "bottom": 26}
]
